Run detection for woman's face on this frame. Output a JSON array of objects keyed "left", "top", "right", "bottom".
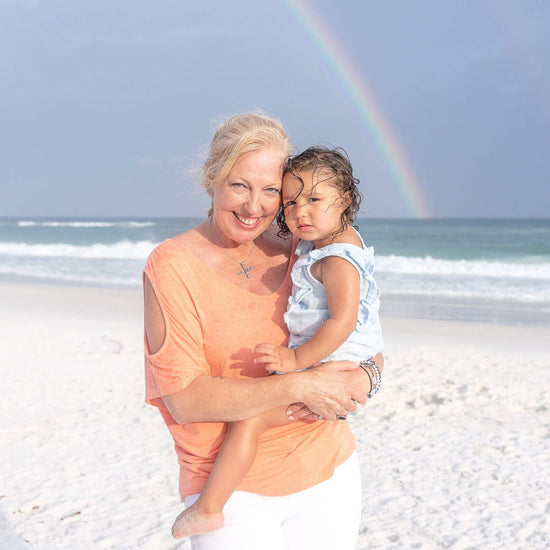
[{"left": 211, "top": 145, "right": 284, "bottom": 245}]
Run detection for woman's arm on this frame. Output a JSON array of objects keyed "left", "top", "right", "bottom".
[
  {"left": 161, "top": 365, "right": 361, "bottom": 424},
  {"left": 286, "top": 352, "right": 384, "bottom": 421},
  {"left": 145, "top": 274, "right": 365, "bottom": 424}
]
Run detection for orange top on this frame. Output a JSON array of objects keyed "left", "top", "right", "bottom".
[{"left": 144, "top": 238, "right": 355, "bottom": 499}]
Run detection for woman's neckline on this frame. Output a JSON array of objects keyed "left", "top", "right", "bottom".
[{"left": 167, "top": 234, "right": 294, "bottom": 298}]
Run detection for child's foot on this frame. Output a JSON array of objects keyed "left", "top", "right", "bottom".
[{"left": 171, "top": 502, "right": 224, "bottom": 539}]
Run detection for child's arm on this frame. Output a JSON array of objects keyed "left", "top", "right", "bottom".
[{"left": 255, "top": 256, "right": 360, "bottom": 372}]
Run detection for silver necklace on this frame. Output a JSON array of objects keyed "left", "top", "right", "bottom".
[{"left": 210, "top": 218, "right": 256, "bottom": 279}]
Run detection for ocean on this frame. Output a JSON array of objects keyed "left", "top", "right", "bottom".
[{"left": 1, "top": 217, "right": 549, "bottom": 326}]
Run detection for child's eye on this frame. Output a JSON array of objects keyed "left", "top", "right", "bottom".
[
  {"left": 284, "top": 200, "right": 296, "bottom": 208},
  {"left": 309, "top": 197, "right": 320, "bottom": 202}
]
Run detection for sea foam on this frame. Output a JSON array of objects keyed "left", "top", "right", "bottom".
[
  {"left": 377, "top": 255, "right": 550, "bottom": 280},
  {"left": 17, "top": 220, "right": 156, "bottom": 228},
  {"left": 0, "top": 240, "right": 157, "bottom": 260}
]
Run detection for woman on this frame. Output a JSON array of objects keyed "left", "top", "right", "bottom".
[{"left": 144, "top": 112, "right": 382, "bottom": 550}]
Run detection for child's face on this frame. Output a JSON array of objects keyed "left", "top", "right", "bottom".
[{"left": 282, "top": 169, "right": 348, "bottom": 248}]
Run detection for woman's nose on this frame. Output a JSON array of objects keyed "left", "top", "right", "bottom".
[{"left": 244, "top": 193, "right": 261, "bottom": 215}]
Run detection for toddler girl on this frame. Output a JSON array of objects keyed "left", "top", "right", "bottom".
[{"left": 172, "top": 146, "right": 384, "bottom": 539}]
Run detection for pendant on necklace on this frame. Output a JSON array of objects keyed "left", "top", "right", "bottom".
[{"left": 237, "top": 262, "right": 254, "bottom": 279}]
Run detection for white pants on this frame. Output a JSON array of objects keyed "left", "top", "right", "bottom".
[{"left": 185, "top": 451, "right": 362, "bottom": 550}]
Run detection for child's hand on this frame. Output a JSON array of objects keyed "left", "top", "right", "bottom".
[{"left": 254, "top": 343, "right": 300, "bottom": 372}]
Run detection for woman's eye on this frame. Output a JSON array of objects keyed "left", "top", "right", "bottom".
[{"left": 266, "top": 187, "right": 281, "bottom": 194}]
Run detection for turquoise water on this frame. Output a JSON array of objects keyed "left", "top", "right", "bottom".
[
  {"left": 1, "top": 217, "right": 549, "bottom": 325},
  {"left": 357, "top": 218, "right": 550, "bottom": 261}
]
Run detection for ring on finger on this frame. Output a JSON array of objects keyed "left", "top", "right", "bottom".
[{"left": 317, "top": 415, "right": 324, "bottom": 420}]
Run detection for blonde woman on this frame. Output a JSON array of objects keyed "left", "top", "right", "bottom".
[{"left": 144, "top": 112, "right": 383, "bottom": 550}]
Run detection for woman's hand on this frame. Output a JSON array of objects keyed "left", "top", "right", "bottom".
[
  {"left": 288, "top": 353, "right": 384, "bottom": 421},
  {"left": 289, "top": 360, "right": 365, "bottom": 421},
  {"left": 285, "top": 403, "right": 319, "bottom": 422}
]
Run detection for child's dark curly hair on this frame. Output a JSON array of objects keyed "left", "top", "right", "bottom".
[{"left": 276, "top": 146, "right": 362, "bottom": 239}]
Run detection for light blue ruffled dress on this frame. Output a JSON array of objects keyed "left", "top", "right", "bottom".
[{"left": 285, "top": 230, "right": 384, "bottom": 362}]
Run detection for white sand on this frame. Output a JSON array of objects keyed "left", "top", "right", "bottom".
[{"left": 0, "top": 282, "right": 548, "bottom": 549}]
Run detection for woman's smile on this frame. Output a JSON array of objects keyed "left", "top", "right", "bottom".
[{"left": 233, "top": 212, "right": 262, "bottom": 227}]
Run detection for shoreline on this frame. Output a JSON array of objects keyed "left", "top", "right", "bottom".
[
  {"left": 2, "top": 278, "right": 549, "bottom": 328},
  {"left": 382, "top": 292, "right": 550, "bottom": 327}
]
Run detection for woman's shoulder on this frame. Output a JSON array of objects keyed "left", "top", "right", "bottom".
[
  {"left": 147, "top": 236, "right": 183, "bottom": 264},
  {"left": 260, "top": 223, "right": 293, "bottom": 251},
  {"left": 145, "top": 225, "right": 204, "bottom": 273},
  {"left": 252, "top": 224, "right": 295, "bottom": 265}
]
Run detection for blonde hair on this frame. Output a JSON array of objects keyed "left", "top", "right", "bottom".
[{"left": 201, "top": 111, "right": 292, "bottom": 214}]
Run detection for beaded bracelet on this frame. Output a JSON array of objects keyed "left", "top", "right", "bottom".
[
  {"left": 360, "top": 359, "right": 381, "bottom": 398},
  {"left": 358, "top": 362, "right": 373, "bottom": 394}
]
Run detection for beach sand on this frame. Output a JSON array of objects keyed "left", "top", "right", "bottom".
[{"left": 1, "top": 282, "right": 548, "bottom": 549}]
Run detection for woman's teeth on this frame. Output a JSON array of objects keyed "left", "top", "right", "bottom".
[{"left": 234, "top": 213, "right": 258, "bottom": 226}]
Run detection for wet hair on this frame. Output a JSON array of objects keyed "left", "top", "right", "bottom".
[
  {"left": 200, "top": 111, "right": 292, "bottom": 216},
  {"left": 276, "top": 146, "right": 362, "bottom": 238}
]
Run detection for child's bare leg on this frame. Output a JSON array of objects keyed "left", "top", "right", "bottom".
[{"left": 171, "top": 405, "right": 290, "bottom": 539}]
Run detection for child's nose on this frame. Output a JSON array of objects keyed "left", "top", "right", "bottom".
[{"left": 295, "top": 201, "right": 308, "bottom": 215}]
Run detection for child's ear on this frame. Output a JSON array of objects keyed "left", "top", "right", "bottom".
[{"left": 338, "top": 192, "right": 352, "bottom": 208}]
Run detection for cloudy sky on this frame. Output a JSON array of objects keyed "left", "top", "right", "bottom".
[{"left": 2, "top": 0, "right": 549, "bottom": 218}]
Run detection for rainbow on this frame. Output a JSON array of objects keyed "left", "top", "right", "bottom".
[{"left": 284, "top": 0, "right": 431, "bottom": 218}]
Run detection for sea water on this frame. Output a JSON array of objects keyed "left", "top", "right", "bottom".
[{"left": 1, "top": 217, "right": 549, "bottom": 325}]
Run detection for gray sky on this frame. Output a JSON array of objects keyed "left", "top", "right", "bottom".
[{"left": 2, "top": 0, "right": 549, "bottom": 218}]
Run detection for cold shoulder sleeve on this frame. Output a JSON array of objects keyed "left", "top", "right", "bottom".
[{"left": 143, "top": 241, "right": 211, "bottom": 405}]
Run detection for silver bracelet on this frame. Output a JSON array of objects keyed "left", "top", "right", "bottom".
[
  {"left": 357, "top": 362, "right": 373, "bottom": 394},
  {"left": 360, "top": 359, "right": 381, "bottom": 398}
]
